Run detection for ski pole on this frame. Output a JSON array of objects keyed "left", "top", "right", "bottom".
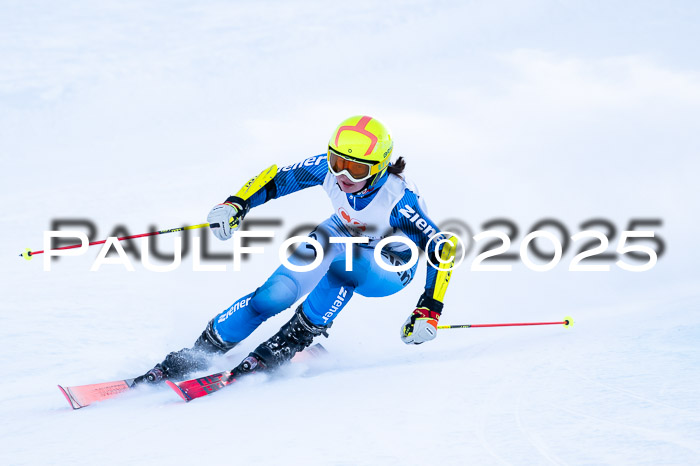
[
  {"left": 438, "top": 316, "right": 574, "bottom": 329},
  {"left": 20, "top": 164, "right": 279, "bottom": 261},
  {"left": 19, "top": 224, "right": 211, "bottom": 260}
]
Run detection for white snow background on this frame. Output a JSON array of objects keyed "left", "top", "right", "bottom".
[{"left": 1, "top": 1, "right": 699, "bottom": 465}]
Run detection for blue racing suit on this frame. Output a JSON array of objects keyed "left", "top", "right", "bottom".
[{"left": 212, "top": 154, "right": 444, "bottom": 343}]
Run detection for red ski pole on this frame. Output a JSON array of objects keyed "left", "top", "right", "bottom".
[
  {"left": 19, "top": 164, "right": 280, "bottom": 261},
  {"left": 18, "top": 223, "right": 210, "bottom": 260},
  {"left": 438, "top": 317, "right": 574, "bottom": 329}
]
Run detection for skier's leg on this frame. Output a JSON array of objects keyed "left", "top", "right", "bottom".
[
  {"left": 137, "top": 218, "right": 345, "bottom": 383},
  {"left": 234, "top": 248, "right": 416, "bottom": 373},
  {"left": 302, "top": 247, "right": 416, "bottom": 325},
  {"left": 233, "top": 303, "right": 330, "bottom": 374},
  {"left": 210, "top": 276, "right": 300, "bottom": 344},
  {"left": 211, "top": 217, "right": 346, "bottom": 343},
  {"left": 135, "top": 276, "right": 316, "bottom": 384}
]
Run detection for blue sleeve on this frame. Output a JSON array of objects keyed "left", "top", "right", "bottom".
[
  {"left": 389, "top": 189, "right": 443, "bottom": 298},
  {"left": 248, "top": 154, "right": 328, "bottom": 208}
]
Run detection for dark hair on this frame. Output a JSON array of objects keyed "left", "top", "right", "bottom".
[{"left": 387, "top": 156, "right": 406, "bottom": 176}]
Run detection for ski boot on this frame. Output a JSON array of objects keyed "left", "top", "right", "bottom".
[
  {"left": 135, "top": 319, "right": 237, "bottom": 385},
  {"left": 231, "top": 304, "right": 330, "bottom": 377}
]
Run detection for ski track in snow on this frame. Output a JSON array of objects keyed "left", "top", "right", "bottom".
[{"left": 1, "top": 294, "right": 700, "bottom": 465}]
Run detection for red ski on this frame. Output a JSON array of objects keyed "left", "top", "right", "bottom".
[
  {"left": 58, "top": 343, "right": 328, "bottom": 408},
  {"left": 166, "top": 370, "right": 235, "bottom": 402},
  {"left": 58, "top": 379, "right": 137, "bottom": 409},
  {"left": 167, "top": 343, "right": 328, "bottom": 403}
]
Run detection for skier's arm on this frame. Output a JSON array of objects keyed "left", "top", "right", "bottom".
[
  {"left": 389, "top": 190, "right": 459, "bottom": 344},
  {"left": 247, "top": 154, "right": 328, "bottom": 207},
  {"left": 208, "top": 155, "right": 328, "bottom": 240}
]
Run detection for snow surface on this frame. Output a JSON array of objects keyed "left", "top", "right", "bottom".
[{"left": 1, "top": 1, "right": 699, "bottom": 465}]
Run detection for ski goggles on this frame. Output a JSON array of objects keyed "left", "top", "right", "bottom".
[{"left": 327, "top": 148, "right": 381, "bottom": 183}]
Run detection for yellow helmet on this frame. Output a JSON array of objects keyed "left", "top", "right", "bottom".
[{"left": 328, "top": 116, "right": 393, "bottom": 185}]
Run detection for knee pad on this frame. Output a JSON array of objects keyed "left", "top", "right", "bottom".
[{"left": 249, "top": 274, "right": 300, "bottom": 317}]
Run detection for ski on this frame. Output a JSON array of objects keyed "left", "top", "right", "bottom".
[
  {"left": 166, "top": 370, "right": 235, "bottom": 402},
  {"left": 58, "top": 343, "right": 327, "bottom": 409},
  {"left": 58, "top": 379, "right": 137, "bottom": 409},
  {"left": 167, "top": 343, "right": 328, "bottom": 403}
]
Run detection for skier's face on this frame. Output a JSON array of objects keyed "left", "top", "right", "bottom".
[{"left": 335, "top": 174, "right": 368, "bottom": 193}]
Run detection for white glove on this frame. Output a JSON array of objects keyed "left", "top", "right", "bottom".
[
  {"left": 207, "top": 197, "right": 248, "bottom": 241},
  {"left": 400, "top": 305, "right": 441, "bottom": 345}
]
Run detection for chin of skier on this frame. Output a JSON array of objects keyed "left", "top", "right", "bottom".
[{"left": 135, "top": 115, "right": 458, "bottom": 385}]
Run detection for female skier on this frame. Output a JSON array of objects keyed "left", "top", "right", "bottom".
[{"left": 136, "top": 115, "right": 457, "bottom": 384}]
